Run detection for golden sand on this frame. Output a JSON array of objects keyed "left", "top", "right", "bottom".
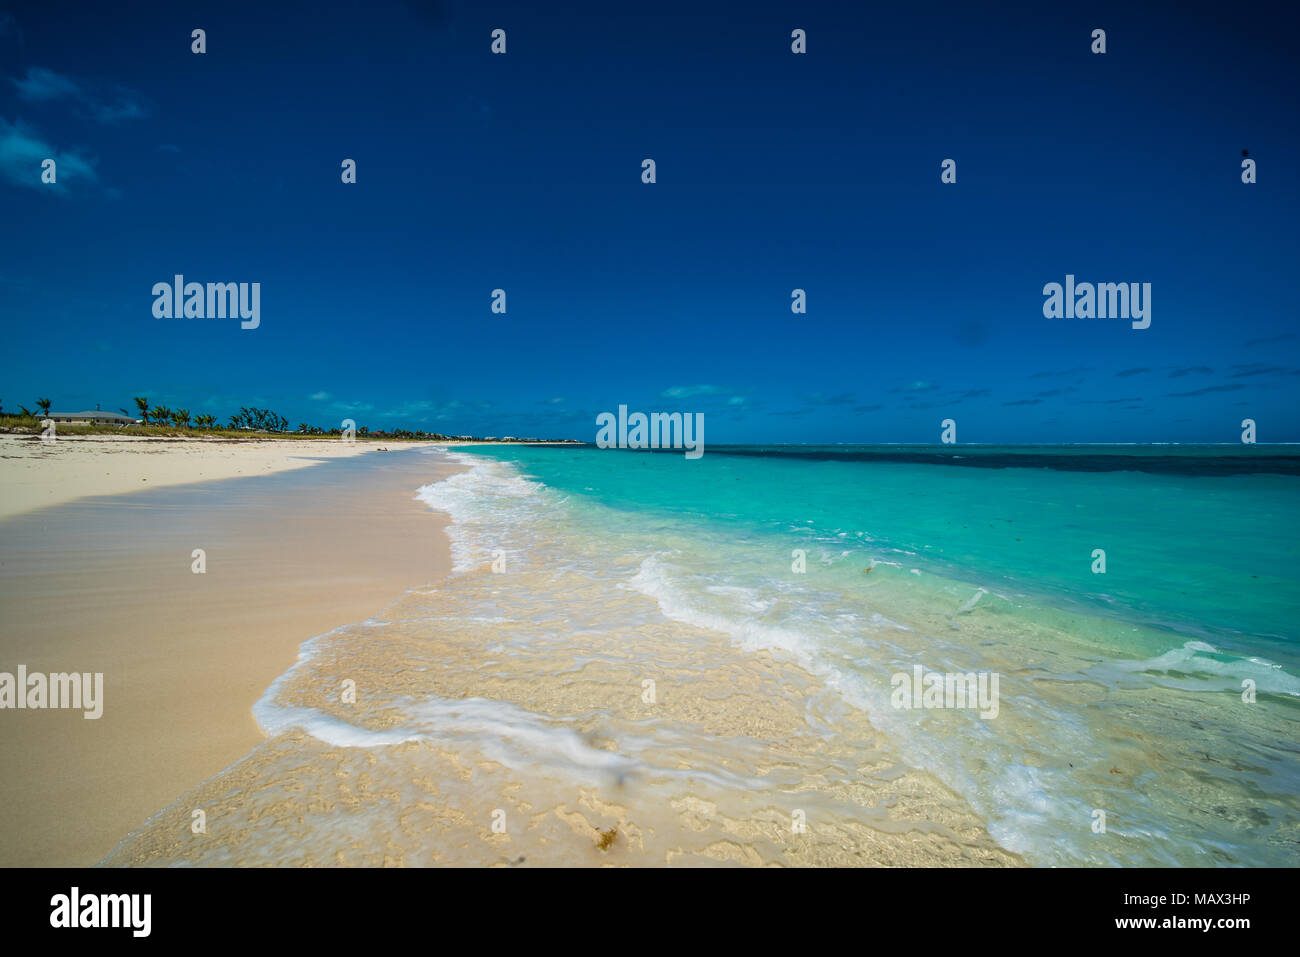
[{"left": 0, "top": 446, "right": 459, "bottom": 866}]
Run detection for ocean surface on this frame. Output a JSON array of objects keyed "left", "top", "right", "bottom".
[
  {"left": 422, "top": 443, "right": 1300, "bottom": 864},
  {"left": 107, "top": 444, "right": 1300, "bottom": 867}
]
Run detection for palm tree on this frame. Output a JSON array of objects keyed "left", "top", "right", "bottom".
[
  {"left": 36, "top": 398, "right": 51, "bottom": 418},
  {"left": 18, "top": 406, "right": 32, "bottom": 418},
  {"left": 133, "top": 397, "right": 150, "bottom": 425},
  {"left": 152, "top": 405, "right": 172, "bottom": 427},
  {"left": 194, "top": 413, "right": 215, "bottom": 429},
  {"left": 172, "top": 409, "right": 191, "bottom": 428}
]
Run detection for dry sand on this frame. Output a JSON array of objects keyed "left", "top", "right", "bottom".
[
  {"left": 0, "top": 434, "right": 394, "bottom": 520},
  {"left": 0, "top": 440, "right": 459, "bottom": 866}
]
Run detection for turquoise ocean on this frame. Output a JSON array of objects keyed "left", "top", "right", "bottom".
[{"left": 423, "top": 443, "right": 1300, "bottom": 865}]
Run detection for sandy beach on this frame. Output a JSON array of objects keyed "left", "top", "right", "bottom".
[
  {"left": 0, "top": 439, "right": 460, "bottom": 866},
  {"left": 0, "top": 437, "right": 1025, "bottom": 867},
  {"left": 12, "top": 436, "right": 1287, "bottom": 869},
  {"left": 0, "top": 434, "right": 399, "bottom": 520}
]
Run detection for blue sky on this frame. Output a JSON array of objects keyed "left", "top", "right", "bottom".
[{"left": 1, "top": 0, "right": 1297, "bottom": 441}]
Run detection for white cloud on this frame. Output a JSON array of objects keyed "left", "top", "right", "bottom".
[
  {"left": 0, "top": 118, "right": 97, "bottom": 191},
  {"left": 660, "top": 384, "right": 729, "bottom": 399},
  {"left": 11, "top": 67, "right": 149, "bottom": 124},
  {"left": 13, "top": 67, "right": 82, "bottom": 102}
]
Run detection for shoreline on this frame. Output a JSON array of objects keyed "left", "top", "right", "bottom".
[
  {"left": 0, "top": 433, "right": 574, "bottom": 522},
  {"left": 0, "top": 434, "right": 415, "bottom": 520},
  {"left": 8, "top": 439, "right": 1289, "bottom": 866},
  {"left": 0, "top": 445, "right": 461, "bottom": 866},
  {"left": 103, "top": 447, "right": 1026, "bottom": 867}
]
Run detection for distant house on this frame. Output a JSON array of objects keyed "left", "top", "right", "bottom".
[{"left": 48, "top": 410, "right": 139, "bottom": 426}]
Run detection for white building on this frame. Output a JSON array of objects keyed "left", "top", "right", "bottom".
[{"left": 48, "top": 410, "right": 139, "bottom": 426}]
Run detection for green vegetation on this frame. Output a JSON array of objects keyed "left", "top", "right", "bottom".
[
  {"left": 228, "top": 407, "right": 287, "bottom": 432},
  {"left": 0, "top": 394, "right": 577, "bottom": 443}
]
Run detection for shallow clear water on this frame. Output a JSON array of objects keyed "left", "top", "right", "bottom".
[
  {"left": 105, "top": 445, "right": 1300, "bottom": 867},
  {"left": 420, "top": 444, "right": 1300, "bottom": 865}
]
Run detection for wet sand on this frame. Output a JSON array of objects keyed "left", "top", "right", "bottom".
[
  {"left": 0, "top": 448, "right": 459, "bottom": 866},
  {"left": 1, "top": 441, "right": 1024, "bottom": 868},
  {"left": 98, "top": 453, "right": 1024, "bottom": 868}
]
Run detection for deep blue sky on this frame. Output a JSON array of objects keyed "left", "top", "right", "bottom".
[{"left": 1, "top": 0, "right": 1297, "bottom": 441}]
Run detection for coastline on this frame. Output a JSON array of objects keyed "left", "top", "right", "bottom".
[
  {"left": 0, "top": 444, "right": 462, "bottom": 866},
  {"left": 0, "top": 434, "right": 575, "bottom": 521},
  {"left": 5, "top": 439, "right": 1291, "bottom": 866},
  {"left": 100, "top": 448, "right": 1026, "bottom": 868},
  {"left": 0, "top": 435, "right": 397, "bottom": 520}
]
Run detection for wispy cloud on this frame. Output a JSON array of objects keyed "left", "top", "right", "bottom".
[
  {"left": 12, "top": 67, "right": 80, "bottom": 101},
  {"left": 1228, "top": 366, "right": 1298, "bottom": 378},
  {"left": 891, "top": 380, "right": 936, "bottom": 394},
  {"left": 1115, "top": 367, "right": 1151, "bottom": 377},
  {"left": 1245, "top": 333, "right": 1294, "bottom": 347},
  {"left": 11, "top": 66, "right": 150, "bottom": 124},
  {"left": 1165, "top": 384, "right": 1246, "bottom": 397},
  {"left": 659, "top": 384, "right": 730, "bottom": 399},
  {"left": 309, "top": 391, "right": 331, "bottom": 401},
  {"left": 0, "top": 118, "right": 97, "bottom": 191},
  {"left": 799, "top": 391, "right": 857, "bottom": 406},
  {"left": 1030, "top": 366, "right": 1093, "bottom": 379},
  {"left": 368, "top": 398, "right": 497, "bottom": 423}
]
